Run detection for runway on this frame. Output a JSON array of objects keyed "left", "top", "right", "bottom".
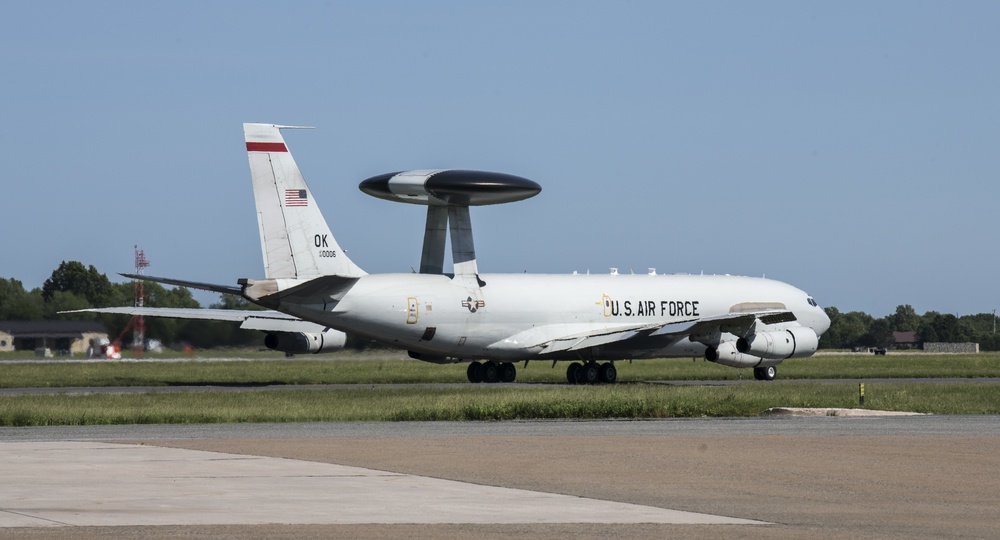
[
  {"left": 3, "top": 377, "right": 998, "bottom": 396},
  {"left": 2, "top": 416, "right": 999, "bottom": 539}
]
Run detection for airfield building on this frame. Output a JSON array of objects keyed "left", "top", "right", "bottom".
[{"left": 0, "top": 321, "right": 109, "bottom": 355}]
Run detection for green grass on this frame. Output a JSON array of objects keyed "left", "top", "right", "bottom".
[
  {"left": 2, "top": 352, "right": 999, "bottom": 389},
  {"left": 773, "top": 353, "right": 1000, "bottom": 379},
  {"left": 2, "top": 382, "right": 998, "bottom": 426},
  {"left": 3, "top": 352, "right": 998, "bottom": 426}
]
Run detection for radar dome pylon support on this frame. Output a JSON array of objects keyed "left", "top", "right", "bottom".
[{"left": 359, "top": 170, "right": 541, "bottom": 284}]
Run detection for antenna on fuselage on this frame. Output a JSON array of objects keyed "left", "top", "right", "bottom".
[{"left": 358, "top": 170, "right": 541, "bottom": 286}]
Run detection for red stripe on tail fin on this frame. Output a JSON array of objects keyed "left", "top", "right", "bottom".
[{"left": 246, "top": 142, "right": 288, "bottom": 152}]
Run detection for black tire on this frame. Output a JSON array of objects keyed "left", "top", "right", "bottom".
[
  {"left": 598, "top": 362, "right": 617, "bottom": 384},
  {"left": 754, "top": 366, "right": 776, "bottom": 381},
  {"left": 566, "top": 362, "right": 583, "bottom": 384},
  {"left": 482, "top": 361, "right": 500, "bottom": 383},
  {"left": 499, "top": 362, "right": 517, "bottom": 383},
  {"left": 580, "top": 362, "right": 600, "bottom": 385},
  {"left": 467, "top": 362, "right": 483, "bottom": 383}
]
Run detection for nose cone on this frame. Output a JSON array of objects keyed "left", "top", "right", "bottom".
[{"left": 816, "top": 308, "right": 831, "bottom": 336}]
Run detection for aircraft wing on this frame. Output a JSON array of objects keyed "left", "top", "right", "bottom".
[
  {"left": 537, "top": 322, "right": 663, "bottom": 354},
  {"left": 60, "top": 307, "right": 329, "bottom": 334},
  {"left": 535, "top": 310, "right": 797, "bottom": 354},
  {"left": 650, "top": 310, "right": 797, "bottom": 338}
]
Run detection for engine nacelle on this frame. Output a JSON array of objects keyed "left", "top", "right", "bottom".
[
  {"left": 736, "top": 327, "right": 819, "bottom": 360},
  {"left": 705, "top": 341, "right": 779, "bottom": 368},
  {"left": 264, "top": 329, "right": 346, "bottom": 354}
]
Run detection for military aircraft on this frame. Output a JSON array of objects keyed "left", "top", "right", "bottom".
[{"left": 72, "top": 123, "right": 830, "bottom": 384}]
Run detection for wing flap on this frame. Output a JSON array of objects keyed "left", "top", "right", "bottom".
[
  {"left": 566, "top": 330, "right": 641, "bottom": 351},
  {"left": 535, "top": 322, "right": 661, "bottom": 354},
  {"left": 239, "top": 316, "right": 327, "bottom": 334}
]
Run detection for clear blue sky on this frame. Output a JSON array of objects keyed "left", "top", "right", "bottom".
[{"left": 2, "top": 1, "right": 997, "bottom": 317}]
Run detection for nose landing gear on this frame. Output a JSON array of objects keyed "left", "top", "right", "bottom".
[{"left": 753, "top": 365, "right": 777, "bottom": 381}]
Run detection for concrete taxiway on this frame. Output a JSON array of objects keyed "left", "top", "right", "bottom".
[
  {"left": 0, "top": 441, "right": 760, "bottom": 528},
  {"left": 2, "top": 416, "right": 999, "bottom": 539}
]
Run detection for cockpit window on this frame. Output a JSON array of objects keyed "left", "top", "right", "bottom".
[{"left": 807, "top": 297, "right": 818, "bottom": 307}]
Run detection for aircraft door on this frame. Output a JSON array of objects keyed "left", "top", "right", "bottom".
[{"left": 406, "top": 297, "right": 418, "bottom": 324}]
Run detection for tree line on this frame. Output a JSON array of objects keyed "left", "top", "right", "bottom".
[
  {"left": 0, "top": 261, "right": 261, "bottom": 349},
  {"left": 3, "top": 261, "right": 998, "bottom": 351},
  {"left": 821, "top": 304, "right": 999, "bottom": 351}
]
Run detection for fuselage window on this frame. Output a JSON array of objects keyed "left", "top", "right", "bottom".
[{"left": 807, "top": 297, "right": 818, "bottom": 307}]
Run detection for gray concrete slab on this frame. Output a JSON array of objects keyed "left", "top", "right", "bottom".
[
  {"left": 0, "top": 441, "right": 765, "bottom": 528},
  {"left": 4, "top": 415, "right": 997, "bottom": 441}
]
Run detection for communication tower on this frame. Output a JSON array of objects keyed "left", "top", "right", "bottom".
[{"left": 134, "top": 246, "right": 150, "bottom": 354}]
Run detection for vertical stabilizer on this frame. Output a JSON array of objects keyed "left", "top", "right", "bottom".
[{"left": 244, "top": 123, "right": 366, "bottom": 279}]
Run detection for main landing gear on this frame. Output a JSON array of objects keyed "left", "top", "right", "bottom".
[
  {"left": 753, "top": 366, "right": 777, "bottom": 381},
  {"left": 565, "top": 362, "right": 617, "bottom": 385},
  {"left": 467, "top": 361, "right": 517, "bottom": 383}
]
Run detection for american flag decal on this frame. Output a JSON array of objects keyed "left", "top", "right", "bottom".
[{"left": 285, "top": 189, "right": 308, "bottom": 207}]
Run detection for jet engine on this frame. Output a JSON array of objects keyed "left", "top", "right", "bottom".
[
  {"left": 264, "top": 329, "right": 347, "bottom": 354},
  {"left": 704, "top": 341, "right": 779, "bottom": 368},
  {"left": 736, "top": 327, "right": 819, "bottom": 360}
]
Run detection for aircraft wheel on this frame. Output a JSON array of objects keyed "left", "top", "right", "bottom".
[
  {"left": 566, "top": 362, "right": 582, "bottom": 384},
  {"left": 598, "top": 362, "right": 617, "bottom": 384},
  {"left": 754, "top": 366, "right": 776, "bottom": 381},
  {"left": 482, "top": 361, "right": 500, "bottom": 383},
  {"left": 467, "top": 362, "right": 484, "bottom": 383},
  {"left": 579, "top": 362, "right": 600, "bottom": 385},
  {"left": 499, "top": 362, "right": 517, "bottom": 383}
]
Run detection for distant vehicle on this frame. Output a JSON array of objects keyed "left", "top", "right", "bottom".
[{"left": 72, "top": 124, "right": 830, "bottom": 383}]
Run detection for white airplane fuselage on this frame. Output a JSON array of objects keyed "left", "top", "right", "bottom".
[{"left": 278, "top": 272, "right": 830, "bottom": 362}]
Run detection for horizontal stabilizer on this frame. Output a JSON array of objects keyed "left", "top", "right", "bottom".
[
  {"left": 268, "top": 275, "right": 359, "bottom": 304},
  {"left": 61, "top": 306, "right": 293, "bottom": 322},
  {"left": 119, "top": 273, "right": 241, "bottom": 296},
  {"left": 60, "top": 306, "right": 327, "bottom": 334}
]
